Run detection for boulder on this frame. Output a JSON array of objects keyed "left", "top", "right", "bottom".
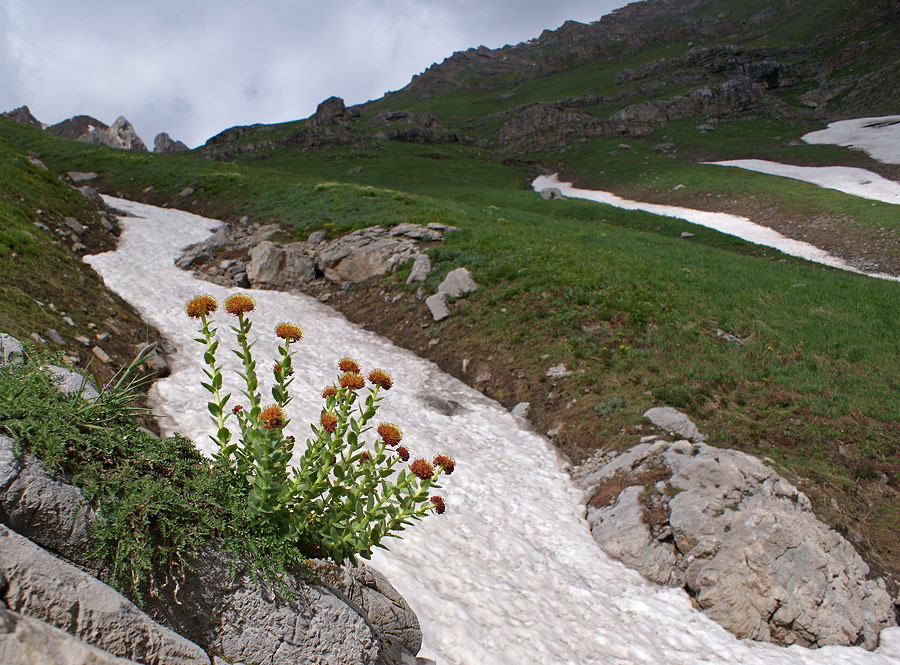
[
  {"left": 406, "top": 254, "right": 432, "bottom": 284},
  {"left": 66, "top": 171, "right": 98, "bottom": 183},
  {"left": 436, "top": 268, "right": 477, "bottom": 298},
  {"left": 247, "top": 241, "right": 317, "bottom": 289},
  {"left": 643, "top": 406, "right": 705, "bottom": 442},
  {"left": 0, "top": 525, "right": 210, "bottom": 664},
  {"left": 574, "top": 439, "right": 896, "bottom": 649},
  {"left": 0, "top": 600, "right": 143, "bottom": 665},
  {"left": 153, "top": 132, "right": 189, "bottom": 154},
  {"left": 425, "top": 292, "right": 450, "bottom": 321},
  {"left": 311, "top": 96, "right": 347, "bottom": 126},
  {"left": 316, "top": 230, "right": 419, "bottom": 285},
  {"left": 540, "top": 187, "right": 565, "bottom": 200},
  {"left": 0, "top": 334, "right": 23, "bottom": 366}
]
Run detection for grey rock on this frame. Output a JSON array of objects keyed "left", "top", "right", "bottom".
[
  {"left": 311, "top": 96, "right": 347, "bottom": 126},
  {"left": 30, "top": 332, "right": 47, "bottom": 345},
  {"left": 144, "top": 545, "right": 380, "bottom": 665},
  {"left": 0, "top": 525, "right": 210, "bottom": 664},
  {"left": 652, "top": 142, "right": 676, "bottom": 153},
  {"left": 546, "top": 363, "right": 571, "bottom": 379},
  {"left": 77, "top": 186, "right": 104, "bottom": 205},
  {"left": 406, "top": 253, "right": 432, "bottom": 284},
  {"left": 153, "top": 133, "right": 189, "bottom": 154},
  {"left": 26, "top": 155, "right": 48, "bottom": 170},
  {"left": 179, "top": 187, "right": 194, "bottom": 198},
  {"left": 436, "top": 268, "right": 478, "bottom": 298},
  {"left": 45, "top": 328, "right": 65, "bottom": 345},
  {"left": 0, "top": 601, "right": 143, "bottom": 665},
  {"left": 307, "top": 560, "right": 423, "bottom": 663},
  {"left": 696, "top": 124, "right": 715, "bottom": 132},
  {"left": 0, "top": 334, "right": 24, "bottom": 365},
  {"left": 0, "top": 434, "right": 101, "bottom": 569},
  {"left": 539, "top": 187, "right": 565, "bottom": 200},
  {"left": 316, "top": 230, "right": 419, "bottom": 285},
  {"left": 421, "top": 393, "right": 467, "bottom": 417},
  {"left": 389, "top": 223, "right": 443, "bottom": 241},
  {"left": 511, "top": 402, "right": 530, "bottom": 419},
  {"left": 644, "top": 406, "right": 705, "bottom": 442},
  {"left": 66, "top": 171, "right": 98, "bottom": 183},
  {"left": 247, "top": 241, "right": 317, "bottom": 289},
  {"left": 425, "top": 292, "right": 450, "bottom": 321},
  {"left": 679, "top": 231, "right": 694, "bottom": 238},
  {"left": 44, "top": 366, "right": 100, "bottom": 402},
  {"left": 574, "top": 440, "right": 896, "bottom": 649},
  {"left": 308, "top": 230, "right": 327, "bottom": 244}
]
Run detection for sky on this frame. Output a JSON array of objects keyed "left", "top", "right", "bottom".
[{"left": 1, "top": 1, "right": 629, "bottom": 149}]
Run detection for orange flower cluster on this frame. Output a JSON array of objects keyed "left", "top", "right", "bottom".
[
  {"left": 320, "top": 411, "right": 338, "bottom": 433},
  {"left": 185, "top": 295, "right": 217, "bottom": 319},
  {"left": 274, "top": 322, "right": 303, "bottom": 342},
  {"left": 260, "top": 404, "right": 286, "bottom": 430},
  {"left": 377, "top": 423, "right": 402, "bottom": 447},
  {"left": 321, "top": 386, "right": 336, "bottom": 399},
  {"left": 367, "top": 369, "right": 393, "bottom": 390},
  {"left": 224, "top": 293, "right": 255, "bottom": 316},
  {"left": 410, "top": 458, "right": 434, "bottom": 480},
  {"left": 433, "top": 454, "right": 455, "bottom": 475},
  {"left": 338, "top": 357, "right": 360, "bottom": 373},
  {"left": 339, "top": 372, "right": 365, "bottom": 391}
]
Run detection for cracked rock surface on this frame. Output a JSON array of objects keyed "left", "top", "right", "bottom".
[{"left": 573, "top": 437, "right": 896, "bottom": 649}]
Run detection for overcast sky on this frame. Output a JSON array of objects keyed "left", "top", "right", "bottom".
[{"left": 1, "top": 1, "right": 629, "bottom": 148}]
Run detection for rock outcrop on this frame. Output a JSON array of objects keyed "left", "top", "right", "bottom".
[
  {"left": 153, "top": 132, "right": 189, "bottom": 153},
  {"left": 177, "top": 220, "right": 454, "bottom": 292},
  {"left": 47, "top": 115, "right": 147, "bottom": 151},
  {"left": 572, "top": 429, "right": 896, "bottom": 649},
  {"left": 1, "top": 105, "right": 43, "bottom": 128}
]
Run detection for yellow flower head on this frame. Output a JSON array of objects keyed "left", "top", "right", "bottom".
[
  {"left": 275, "top": 322, "right": 303, "bottom": 342},
  {"left": 224, "top": 293, "right": 256, "bottom": 316},
  {"left": 185, "top": 295, "right": 218, "bottom": 319}
]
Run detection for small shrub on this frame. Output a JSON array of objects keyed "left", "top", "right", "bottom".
[{"left": 186, "top": 293, "right": 454, "bottom": 564}]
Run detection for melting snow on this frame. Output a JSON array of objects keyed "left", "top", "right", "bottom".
[
  {"left": 802, "top": 116, "right": 900, "bottom": 165},
  {"left": 85, "top": 196, "right": 900, "bottom": 664}
]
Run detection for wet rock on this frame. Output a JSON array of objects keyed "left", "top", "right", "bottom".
[
  {"left": 573, "top": 440, "right": 897, "bottom": 649},
  {"left": 643, "top": 406, "right": 705, "bottom": 442}
]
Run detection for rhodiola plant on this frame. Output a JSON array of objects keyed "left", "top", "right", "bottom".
[{"left": 185, "top": 293, "right": 454, "bottom": 563}]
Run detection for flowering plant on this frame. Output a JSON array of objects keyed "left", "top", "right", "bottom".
[{"left": 185, "top": 293, "right": 453, "bottom": 563}]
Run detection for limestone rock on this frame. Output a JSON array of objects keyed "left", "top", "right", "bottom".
[
  {"left": 315, "top": 229, "right": 420, "bottom": 285},
  {"left": 153, "top": 132, "right": 189, "bottom": 154},
  {"left": 0, "top": 601, "right": 143, "bottom": 665},
  {"left": 643, "top": 406, "right": 705, "bottom": 442},
  {"left": 0, "top": 334, "right": 23, "bottom": 366},
  {"left": 66, "top": 171, "right": 98, "bottom": 183},
  {"left": 0, "top": 525, "right": 210, "bottom": 664},
  {"left": 425, "top": 292, "right": 450, "bottom": 321},
  {"left": 574, "top": 439, "right": 896, "bottom": 649},
  {"left": 48, "top": 115, "right": 147, "bottom": 151},
  {"left": 406, "top": 253, "right": 432, "bottom": 284},
  {"left": 540, "top": 187, "right": 565, "bottom": 200},
  {"left": 44, "top": 365, "right": 100, "bottom": 402},
  {"left": 436, "top": 268, "right": 477, "bottom": 298},
  {"left": 0, "top": 434, "right": 101, "bottom": 571},
  {"left": 247, "top": 241, "right": 317, "bottom": 289}
]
